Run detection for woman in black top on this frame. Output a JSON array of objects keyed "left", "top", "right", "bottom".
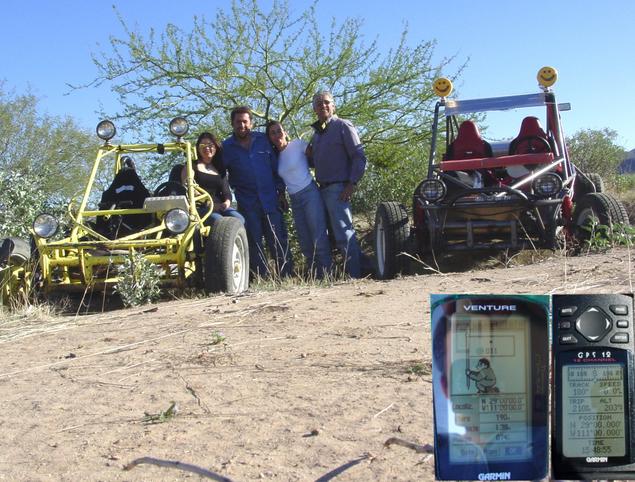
[{"left": 182, "top": 132, "right": 244, "bottom": 225}]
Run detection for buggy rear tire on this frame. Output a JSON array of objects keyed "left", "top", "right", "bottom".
[
  {"left": 0, "top": 237, "right": 31, "bottom": 266},
  {"left": 374, "top": 202, "right": 410, "bottom": 280},
  {"left": 204, "top": 217, "right": 249, "bottom": 294},
  {"left": 586, "top": 173, "right": 604, "bottom": 193},
  {"left": 575, "top": 172, "right": 604, "bottom": 200},
  {"left": 572, "top": 192, "right": 630, "bottom": 242},
  {"left": 1, "top": 237, "right": 32, "bottom": 306}
]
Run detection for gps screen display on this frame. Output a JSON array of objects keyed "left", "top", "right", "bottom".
[
  {"left": 562, "top": 363, "right": 626, "bottom": 458},
  {"left": 448, "top": 313, "right": 531, "bottom": 462}
]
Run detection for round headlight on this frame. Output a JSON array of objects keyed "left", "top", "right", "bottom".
[
  {"left": 169, "top": 117, "right": 189, "bottom": 138},
  {"left": 164, "top": 208, "right": 189, "bottom": 234},
  {"left": 533, "top": 173, "right": 563, "bottom": 198},
  {"left": 417, "top": 179, "right": 447, "bottom": 202},
  {"left": 33, "top": 213, "right": 59, "bottom": 239},
  {"left": 96, "top": 120, "right": 116, "bottom": 141}
]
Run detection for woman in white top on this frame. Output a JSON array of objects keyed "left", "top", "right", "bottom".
[{"left": 266, "top": 121, "right": 332, "bottom": 278}]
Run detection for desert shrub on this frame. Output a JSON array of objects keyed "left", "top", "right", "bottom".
[
  {"left": 582, "top": 222, "right": 634, "bottom": 253},
  {"left": 353, "top": 156, "right": 426, "bottom": 223},
  {"left": 567, "top": 128, "right": 625, "bottom": 188},
  {"left": 114, "top": 251, "right": 161, "bottom": 307},
  {"left": 0, "top": 170, "right": 66, "bottom": 238},
  {"left": 615, "top": 174, "right": 635, "bottom": 196}
]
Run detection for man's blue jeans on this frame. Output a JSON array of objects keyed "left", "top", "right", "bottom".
[
  {"left": 241, "top": 204, "right": 293, "bottom": 278},
  {"left": 289, "top": 181, "right": 332, "bottom": 278},
  {"left": 320, "top": 183, "right": 361, "bottom": 278}
]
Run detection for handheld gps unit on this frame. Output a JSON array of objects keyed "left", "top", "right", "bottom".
[
  {"left": 431, "top": 294, "right": 549, "bottom": 481},
  {"left": 552, "top": 293, "right": 635, "bottom": 479}
]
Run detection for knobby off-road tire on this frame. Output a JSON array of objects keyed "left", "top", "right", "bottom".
[
  {"left": 572, "top": 192, "right": 630, "bottom": 242},
  {"left": 1, "top": 237, "right": 32, "bottom": 306},
  {"left": 586, "top": 173, "right": 605, "bottom": 193},
  {"left": 0, "top": 237, "right": 30, "bottom": 266},
  {"left": 374, "top": 202, "right": 410, "bottom": 280},
  {"left": 575, "top": 172, "right": 604, "bottom": 200},
  {"left": 204, "top": 217, "right": 249, "bottom": 294}
]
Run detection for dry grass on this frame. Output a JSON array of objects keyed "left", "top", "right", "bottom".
[{"left": 0, "top": 296, "right": 68, "bottom": 323}]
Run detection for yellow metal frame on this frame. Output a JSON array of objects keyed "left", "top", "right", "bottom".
[
  {"left": 31, "top": 140, "right": 214, "bottom": 293},
  {"left": 1, "top": 264, "right": 30, "bottom": 305}
]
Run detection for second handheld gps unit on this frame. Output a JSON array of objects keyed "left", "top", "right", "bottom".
[
  {"left": 431, "top": 294, "right": 549, "bottom": 480},
  {"left": 552, "top": 293, "right": 635, "bottom": 479}
]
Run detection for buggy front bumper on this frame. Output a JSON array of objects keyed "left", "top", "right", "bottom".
[
  {"left": 418, "top": 187, "right": 563, "bottom": 251},
  {"left": 35, "top": 235, "right": 198, "bottom": 292}
]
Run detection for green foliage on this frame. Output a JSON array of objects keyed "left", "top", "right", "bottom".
[
  {"left": 567, "top": 128, "right": 626, "bottom": 188},
  {"left": 0, "top": 170, "right": 64, "bottom": 237},
  {"left": 354, "top": 154, "right": 427, "bottom": 220},
  {"left": 209, "top": 331, "right": 226, "bottom": 346},
  {"left": 114, "top": 251, "right": 162, "bottom": 307},
  {"left": 0, "top": 85, "right": 94, "bottom": 236},
  {"left": 83, "top": 0, "right": 460, "bottom": 171},
  {"left": 582, "top": 222, "right": 634, "bottom": 253},
  {"left": 614, "top": 174, "right": 635, "bottom": 194},
  {"left": 406, "top": 361, "right": 432, "bottom": 377},
  {"left": 141, "top": 401, "right": 178, "bottom": 424}
]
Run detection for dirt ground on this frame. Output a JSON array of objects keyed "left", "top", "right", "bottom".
[{"left": 0, "top": 247, "right": 633, "bottom": 481}]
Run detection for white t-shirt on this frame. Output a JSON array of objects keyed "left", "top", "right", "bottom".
[{"left": 277, "top": 139, "right": 313, "bottom": 195}]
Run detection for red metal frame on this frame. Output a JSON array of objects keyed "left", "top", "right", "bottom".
[{"left": 439, "top": 152, "right": 554, "bottom": 172}]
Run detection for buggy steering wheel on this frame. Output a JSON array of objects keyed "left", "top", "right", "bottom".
[
  {"left": 153, "top": 181, "right": 187, "bottom": 197},
  {"left": 509, "top": 136, "right": 551, "bottom": 155}
]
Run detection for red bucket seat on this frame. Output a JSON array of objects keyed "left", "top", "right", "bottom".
[
  {"left": 508, "top": 116, "right": 552, "bottom": 155},
  {"left": 446, "top": 120, "right": 493, "bottom": 160}
]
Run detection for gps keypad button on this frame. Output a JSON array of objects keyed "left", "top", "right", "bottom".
[
  {"left": 559, "top": 306, "right": 577, "bottom": 317},
  {"left": 610, "top": 333, "right": 630, "bottom": 343},
  {"left": 559, "top": 334, "right": 578, "bottom": 344},
  {"left": 610, "top": 304, "right": 629, "bottom": 316},
  {"left": 575, "top": 306, "right": 612, "bottom": 342},
  {"left": 616, "top": 320, "right": 629, "bottom": 329},
  {"left": 559, "top": 321, "right": 571, "bottom": 330}
]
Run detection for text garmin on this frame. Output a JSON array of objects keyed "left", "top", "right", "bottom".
[
  {"left": 478, "top": 472, "right": 512, "bottom": 481},
  {"left": 586, "top": 456, "right": 609, "bottom": 463}
]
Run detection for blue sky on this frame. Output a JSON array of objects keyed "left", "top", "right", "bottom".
[{"left": 2, "top": 0, "right": 634, "bottom": 149}]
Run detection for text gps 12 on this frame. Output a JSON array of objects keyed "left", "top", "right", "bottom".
[
  {"left": 431, "top": 294, "right": 549, "bottom": 480},
  {"left": 552, "top": 293, "right": 635, "bottom": 479}
]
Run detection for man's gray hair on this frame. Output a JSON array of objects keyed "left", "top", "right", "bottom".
[{"left": 312, "top": 90, "right": 335, "bottom": 107}]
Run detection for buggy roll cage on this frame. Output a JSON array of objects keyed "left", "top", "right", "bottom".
[{"left": 427, "top": 92, "right": 575, "bottom": 191}]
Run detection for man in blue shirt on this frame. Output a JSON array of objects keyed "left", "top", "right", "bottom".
[
  {"left": 221, "top": 106, "right": 292, "bottom": 277},
  {"left": 310, "top": 91, "right": 367, "bottom": 278}
]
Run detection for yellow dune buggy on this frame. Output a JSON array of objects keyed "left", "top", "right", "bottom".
[{"left": 1, "top": 118, "right": 249, "bottom": 305}]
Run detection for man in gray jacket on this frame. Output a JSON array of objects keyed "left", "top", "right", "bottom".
[{"left": 310, "top": 91, "right": 367, "bottom": 278}]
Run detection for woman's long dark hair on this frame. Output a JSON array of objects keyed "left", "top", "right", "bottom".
[
  {"left": 195, "top": 132, "right": 223, "bottom": 171},
  {"left": 265, "top": 120, "right": 285, "bottom": 152}
]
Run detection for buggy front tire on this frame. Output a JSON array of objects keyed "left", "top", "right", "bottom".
[
  {"left": 572, "top": 192, "right": 630, "bottom": 242},
  {"left": 374, "top": 202, "right": 410, "bottom": 280},
  {"left": 204, "top": 218, "right": 249, "bottom": 294}
]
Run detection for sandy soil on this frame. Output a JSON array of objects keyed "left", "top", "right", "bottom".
[{"left": 0, "top": 247, "right": 633, "bottom": 481}]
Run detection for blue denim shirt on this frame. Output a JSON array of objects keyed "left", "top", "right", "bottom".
[
  {"left": 310, "top": 115, "right": 367, "bottom": 184},
  {"left": 221, "top": 131, "right": 284, "bottom": 213}
]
